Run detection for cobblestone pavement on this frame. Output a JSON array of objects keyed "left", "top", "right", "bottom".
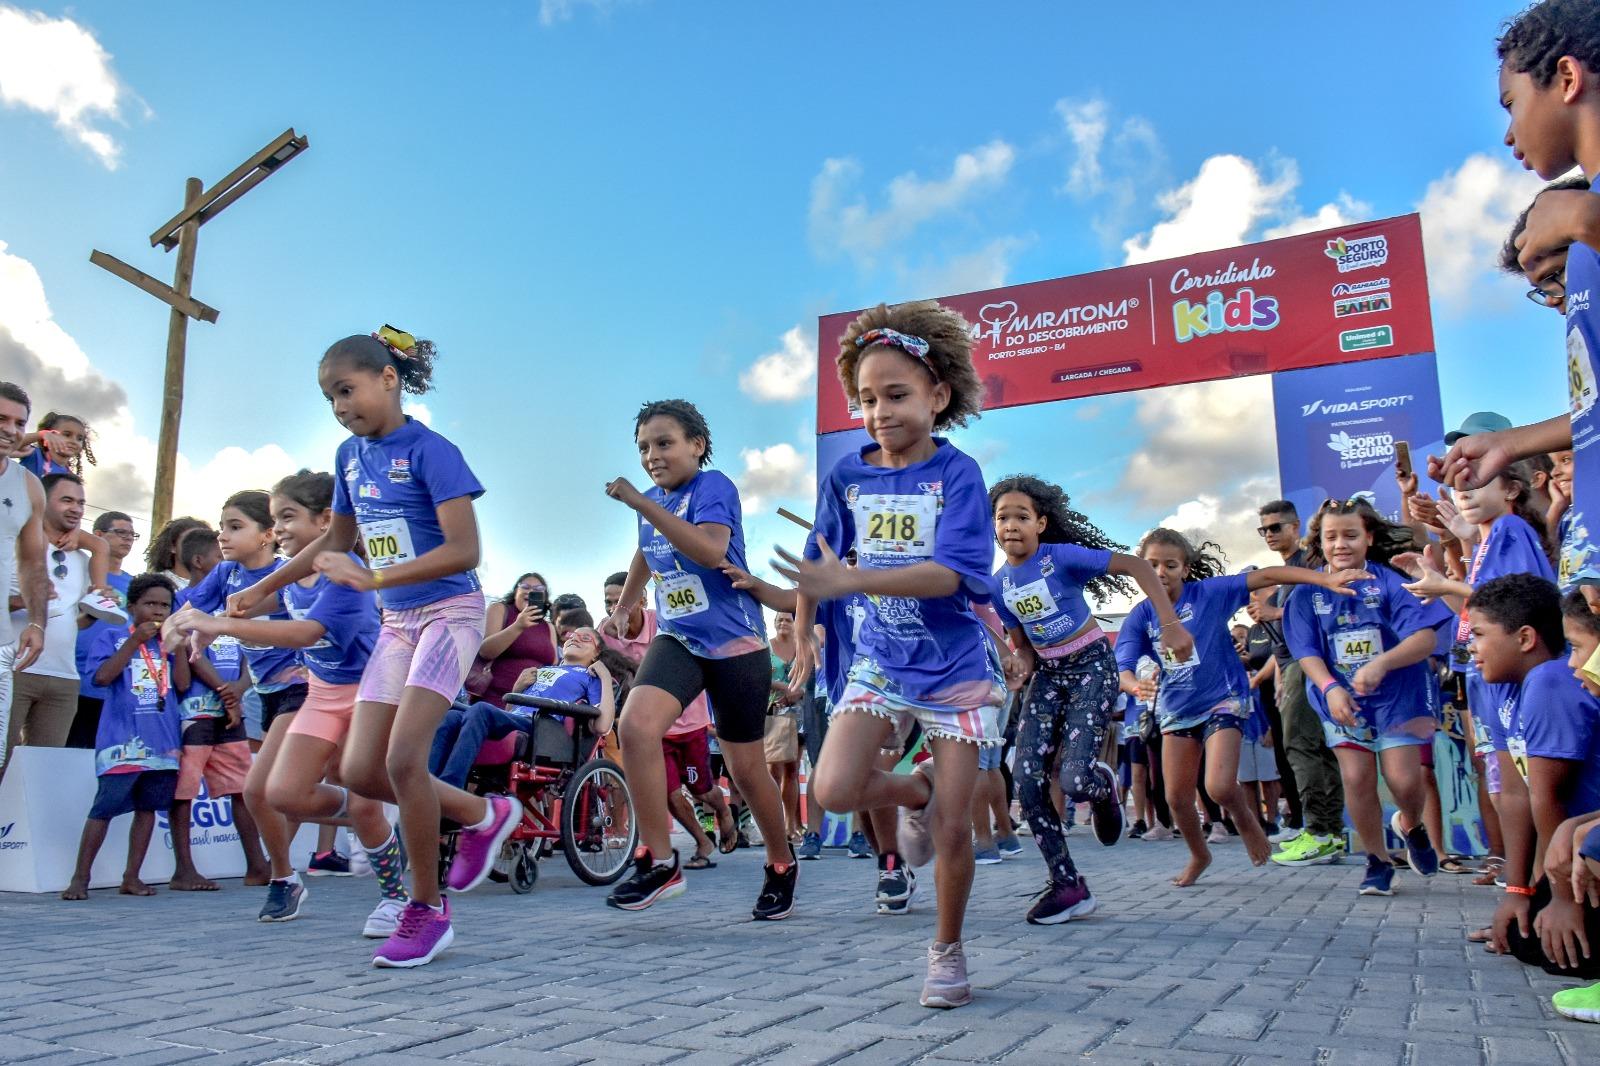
[{"left": 3, "top": 827, "right": 1598, "bottom": 1065}]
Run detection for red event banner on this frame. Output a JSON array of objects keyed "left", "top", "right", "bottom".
[{"left": 816, "top": 213, "right": 1433, "bottom": 434}]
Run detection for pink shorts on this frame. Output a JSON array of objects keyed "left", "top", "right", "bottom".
[
  {"left": 288, "top": 676, "right": 361, "bottom": 744},
  {"left": 357, "top": 591, "right": 487, "bottom": 706},
  {"left": 176, "top": 740, "right": 252, "bottom": 801}
]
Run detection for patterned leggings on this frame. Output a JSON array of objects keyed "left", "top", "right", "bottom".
[{"left": 1016, "top": 640, "right": 1120, "bottom": 886}]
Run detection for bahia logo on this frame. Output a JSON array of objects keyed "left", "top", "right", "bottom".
[
  {"left": 1325, "top": 235, "right": 1389, "bottom": 273},
  {"left": 1172, "top": 287, "right": 1280, "bottom": 343}
]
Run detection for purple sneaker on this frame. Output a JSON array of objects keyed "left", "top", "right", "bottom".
[
  {"left": 447, "top": 794, "right": 518, "bottom": 893},
  {"left": 1025, "top": 878, "right": 1096, "bottom": 925},
  {"left": 372, "top": 898, "right": 454, "bottom": 968}
]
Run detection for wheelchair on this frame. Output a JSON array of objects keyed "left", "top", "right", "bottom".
[{"left": 439, "top": 693, "right": 636, "bottom": 892}]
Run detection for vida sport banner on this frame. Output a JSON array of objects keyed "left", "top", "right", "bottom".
[{"left": 816, "top": 213, "right": 1434, "bottom": 434}]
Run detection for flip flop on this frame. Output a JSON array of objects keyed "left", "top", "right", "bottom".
[
  {"left": 685, "top": 854, "right": 716, "bottom": 870},
  {"left": 1440, "top": 856, "right": 1472, "bottom": 875},
  {"left": 1466, "top": 926, "right": 1493, "bottom": 943}
]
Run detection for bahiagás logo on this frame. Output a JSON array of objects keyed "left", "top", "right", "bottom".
[
  {"left": 1332, "top": 278, "right": 1390, "bottom": 297},
  {"left": 1325, "top": 234, "right": 1388, "bottom": 273},
  {"left": 1327, "top": 430, "right": 1395, "bottom": 468},
  {"left": 1171, "top": 287, "right": 1280, "bottom": 343}
]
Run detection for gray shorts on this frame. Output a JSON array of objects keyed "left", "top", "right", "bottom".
[{"left": 1236, "top": 738, "right": 1281, "bottom": 783}]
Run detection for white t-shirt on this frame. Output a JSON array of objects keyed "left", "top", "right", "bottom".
[
  {"left": 9, "top": 544, "right": 86, "bottom": 680},
  {"left": 0, "top": 461, "right": 34, "bottom": 647}
]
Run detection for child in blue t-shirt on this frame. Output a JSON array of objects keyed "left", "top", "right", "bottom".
[
  {"left": 776, "top": 302, "right": 1007, "bottom": 1009},
  {"left": 62, "top": 575, "right": 187, "bottom": 901},
  {"left": 1466, "top": 575, "right": 1600, "bottom": 976},
  {"left": 984, "top": 473, "right": 1195, "bottom": 924},
  {"left": 1117, "top": 528, "right": 1371, "bottom": 889},
  {"left": 1283, "top": 499, "right": 1455, "bottom": 897},
  {"left": 172, "top": 470, "right": 402, "bottom": 933},
  {"left": 602, "top": 398, "right": 793, "bottom": 920},
  {"left": 18, "top": 411, "right": 92, "bottom": 479},
  {"left": 229, "top": 328, "right": 495, "bottom": 968}
]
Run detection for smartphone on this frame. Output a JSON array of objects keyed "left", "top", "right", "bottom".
[
  {"left": 1394, "top": 440, "right": 1412, "bottom": 479},
  {"left": 527, "top": 587, "right": 549, "bottom": 613}
]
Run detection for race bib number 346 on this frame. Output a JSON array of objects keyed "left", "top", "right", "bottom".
[{"left": 855, "top": 493, "right": 937, "bottom": 558}]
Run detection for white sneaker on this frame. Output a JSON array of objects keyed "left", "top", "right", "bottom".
[
  {"left": 1270, "top": 825, "right": 1305, "bottom": 845},
  {"left": 363, "top": 897, "right": 408, "bottom": 939},
  {"left": 1207, "top": 824, "right": 1230, "bottom": 845},
  {"left": 1142, "top": 824, "right": 1175, "bottom": 841},
  {"left": 349, "top": 849, "right": 372, "bottom": 878}
]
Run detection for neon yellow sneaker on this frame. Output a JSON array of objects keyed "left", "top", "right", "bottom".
[
  {"left": 1553, "top": 982, "right": 1600, "bottom": 1023},
  {"left": 1272, "top": 832, "right": 1343, "bottom": 867}
]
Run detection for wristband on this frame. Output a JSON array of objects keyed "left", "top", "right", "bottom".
[
  {"left": 1505, "top": 885, "right": 1536, "bottom": 897},
  {"left": 23, "top": 621, "right": 44, "bottom": 635},
  {"left": 371, "top": 568, "right": 384, "bottom": 589},
  {"left": 1160, "top": 619, "right": 1184, "bottom": 629},
  {"left": 1319, "top": 678, "right": 1341, "bottom": 696}
]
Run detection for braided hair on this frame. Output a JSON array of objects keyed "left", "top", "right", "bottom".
[{"left": 989, "top": 474, "right": 1131, "bottom": 604}]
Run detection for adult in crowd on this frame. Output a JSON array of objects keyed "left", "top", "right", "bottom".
[
  {"left": 145, "top": 516, "right": 210, "bottom": 590},
  {"left": 0, "top": 382, "right": 58, "bottom": 777},
  {"left": 1244, "top": 588, "right": 1301, "bottom": 828},
  {"left": 471, "top": 572, "right": 557, "bottom": 707},
  {"left": 69, "top": 511, "right": 137, "bottom": 749},
  {"left": 1250, "top": 500, "right": 1347, "bottom": 867}
]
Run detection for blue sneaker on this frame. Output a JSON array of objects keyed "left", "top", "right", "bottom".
[
  {"left": 974, "top": 846, "right": 1002, "bottom": 865},
  {"left": 847, "top": 830, "right": 872, "bottom": 859},
  {"left": 996, "top": 835, "right": 1024, "bottom": 859},
  {"left": 796, "top": 832, "right": 822, "bottom": 860},
  {"left": 1358, "top": 854, "right": 1395, "bottom": 896},
  {"left": 1391, "top": 812, "right": 1438, "bottom": 877}
]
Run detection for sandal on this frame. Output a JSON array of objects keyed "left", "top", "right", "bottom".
[
  {"left": 684, "top": 854, "right": 716, "bottom": 870},
  {"left": 1472, "top": 857, "right": 1505, "bottom": 886},
  {"left": 1440, "top": 856, "right": 1472, "bottom": 875},
  {"left": 1466, "top": 926, "right": 1493, "bottom": 943},
  {"left": 716, "top": 813, "right": 738, "bottom": 854}
]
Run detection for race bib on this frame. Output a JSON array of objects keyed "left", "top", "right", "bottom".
[
  {"left": 1004, "top": 578, "right": 1058, "bottom": 624},
  {"left": 129, "top": 658, "right": 160, "bottom": 703},
  {"left": 855, "top": 493, "right": 937, "bottom": 558},
  {"left": 658, "top": 571, "right": 710, "bottom": 621},
  {"left": 1159, "top": 641, "right": 1200, "bottom": 672},
  {"left": 362, "top": 518, "right": 416, "bottom": 570},
  {"left": 1569, "top": 326, "right": 1597, "bottom": 419},
  {"left": 1507, "top": 736, "right": 1530, "bottom": 781},
  {"left": 1333, "top": 626, "right": 1382, "bottom": 671}
]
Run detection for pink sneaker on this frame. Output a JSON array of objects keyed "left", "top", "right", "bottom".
[
  {"left": 372, "top": 898, "right": 454, "bottom": 968},
  {"left": 447, "top": 794, "right": 517, "bottom": 893}
]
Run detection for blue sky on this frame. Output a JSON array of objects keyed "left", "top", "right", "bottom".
[{"left": 0, "top": 0, "right": 1567, "bottom": 603}]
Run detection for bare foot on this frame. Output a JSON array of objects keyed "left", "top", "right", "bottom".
[
  {"left": 716, "top": 808, "right": 738, "bottom": 854},
  {"left": 1172, "top": 849, "right": 1212, "bottom": 887},
  {"left": 241, "top": 871, "right": 271, "bottom": 887},
  {"left": 169, "top": 872, "right": 220, "bottom": 892},
  {"left": 119, "top": 877, "right": 156, "bottom": 896},
  {"left": 60, "top": 879, "right": 89, "bottom": 901},
  {"left": 1242, "top": 829, "right": 1271, "bottom": 866}
]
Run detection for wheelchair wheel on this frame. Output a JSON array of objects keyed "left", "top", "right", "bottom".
[
  {"left": 561, "top": 757, "right": 636, "bottom": 885},
  {"left": 509, "top": 845, "right": 539, "bottom": 894}
]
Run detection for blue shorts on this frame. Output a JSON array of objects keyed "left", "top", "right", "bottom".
[
  {"left": 978, "top": 743, "right": 1002, "bottom": 772},
  {"left": 88, "top": 769, "right": 178, "bottom": 820}
]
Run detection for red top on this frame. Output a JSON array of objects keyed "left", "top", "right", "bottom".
[{"left": 484, "top": 604, "right": 557, "bottom": 708}]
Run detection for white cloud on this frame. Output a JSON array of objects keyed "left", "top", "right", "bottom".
[
  {"left": 404, "top": 400, "right": 433, "bottom": 426},
  {"left": 1122, "top": 155, "right": 1301, "bottom": 264},
  {"left": 1261, "top": 192, "right": 1372, "bottom": 240},
  {"left": 898, "top": 236, "right": 1029, "bottom": 298},
  {"left": 1119, "top": 377, "right": 1278, "bottom": 510},
  {"left": 1156, "top": 476, "right": 1282, "bottom": 575},
  {"left": 538, "top": 0, "right": 631, "bottom": 25},
  {"left": 1415, "top": 153, "right": 1546, "bottom": 312},
  {"left": 809, "top": 140, "right": 1016, "bottom": 261},
  {"left": 736, "top": 442, "right": 815, "bottom": 513},
  {"left": 739, "top": 326, "right": 815, "bottom": 403},
  {"left": 1057, "top": 98, "right": 1109, "bottom": 196},
  {"left": 0, "top": 5, "right": 133, "bottom": 168}
]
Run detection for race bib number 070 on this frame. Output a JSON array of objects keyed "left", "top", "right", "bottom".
[{"left": 362, "top": 518, "right": 416, "bottom": 570}]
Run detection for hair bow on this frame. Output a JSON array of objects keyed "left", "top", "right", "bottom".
[
  {"left": 856, "top": 327, "right": 936, "bottom": 378},
  {"left": 373, "top": 324, "right": 416, "bottom": 360}
]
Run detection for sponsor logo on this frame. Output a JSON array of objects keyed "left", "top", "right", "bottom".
[
  {"left": 1339, "top": 325, "right": 1394, "bottom": 352},
  {"left": 1334, "top": 292, "right": 1393, "bottom": 318},
  {"left": 1169, "top": 257, "right": 1277, "bottom": 295},
  {"left": 387, "top": 458, "right": 412, "bottom": 484},
  {"left": 358, "top": 482, "right": 382, "bottom": 499},
  {"left": 1327, "top": 430, "right": 1395, "bottom": 468},
  {"left": 844, "top": 484, "right": 860, "bottom": 507},
  {"left": 343, "top": 457, "right": 360, "bottom": 481},
  {"left": 974, "top": 297, "right": 1138, "bottom": 348},
  {"left": 1332, "top": 278, "right": 1391, "bottom": 297},
  {"left": 157, "top": 781, "right": 241, "bottom": 851},
  {"left": 1570, "top": 287, "right": 1592, "bottom": 315},
  {"left": 0, "top": 820, "right": 22, "bottom": 851},
  {"left": 1172, "top": 287, "right": 1280, "bottom": 343},
  {"left": 1312, "top": 592, "right": 1332, "bottom": 615},
  {"left": 1300, "top": 393, "right": 1413, "bottom": 418},
  {"left": 1325, "top": 235, "right": 1388, "bottom": 273}
]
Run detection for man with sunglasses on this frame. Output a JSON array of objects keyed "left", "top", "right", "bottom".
[
  {"left": 69, "top": 511, "right": 138, "bottom": 748},
  {"left": 1248, "top": 500, "right": 1347, "bottom": 867},
  {"left": 0, "top": 381, "right": 50, "bottom": 779},
  {"left": 2, "top": 473, "right": 107, "bottom": 778}
]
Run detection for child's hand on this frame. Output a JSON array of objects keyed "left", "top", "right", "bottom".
[
  {"left": 602, "top": 604, "right": 630, "bottom": 638},
  {"left": 604, "top": 478, "right": 647, "bottom": 510},
  {"left": 1135, "top": 676, "right": 1159, "bottom": 703},
  {"left": 1397, "top": 545, "right": 1451, "bottom": 602},
  {"left": 226, "top": 583, "right": 268, "bottom": 618},
  {"left": 1325, "top": 685, "right": 1360, "bottom": 728},
  {"left": 721, "top": 563, "right": 756, "bottom": 590},
  {"left": 1573, "top": 821, "right": 1600, "bottom": 910},
  {"left": 1436, "top": 493, "right": 1476, "bottom": 544},
  {"left": 1491, "top": 894, "right": 1532, "bottom": 955},
  {"left": 1430, "top": 432, "right": 1517, "bottom": 492},
  {"left": 1160, "top": 623, "right": 1196, "bottom": 665},
  {"left": 1549, "top": 478, "right": 1571, "bottom": 527},
  {"left": 513, "top": 666, "right": 540, "bottom": 692},
  {"left": 315, "top": 551, "right": 375, "bottom": 591},
  {"left": 1321, "top": 569, "right": 1375, "bottom": 594},
  {"left": 1351, "top": 659, "right": 1388, "bottom": 697},
  {"left": 1396, "top": 469, "right": 1419, "bottom": 496},
  {"left": 132, "top": 619, "right": 162, "bottom": 643},
  {"left": 785, "top": 638, "right": 816, "bottom": 703},
  {"left": 772, "top": 540, "right": 855, "bottom": 602},
  {"left": 1002, "top": 648, "right": 1034, "bottom": 692}
]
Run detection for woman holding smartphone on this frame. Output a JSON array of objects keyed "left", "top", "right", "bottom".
[{"left": 475, "top": 572, "right": 558, "bottom": 707}]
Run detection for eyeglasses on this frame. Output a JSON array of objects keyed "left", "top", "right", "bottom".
[
  {"left": 1256, "top": 521, "right": 1291, "bottom": 537},
  {"left": 517, "top": 583, "right": 544, "bottom": 593},
  {"left": 1526, "top": 268, "right": 1567, "bottom": 305},
  {"left": 51, "top": 548, "right": 67, "bottom": 579},
  {"left": 104, "top": 527, "right": 139, "bottom": 540}
]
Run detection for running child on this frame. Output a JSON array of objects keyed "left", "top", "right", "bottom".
[
  {"left": 1116, "top": 528, "right": 1370, "bottom": 888},
  {"left": 602, "top": 398, "right": 795, "bottom": 917},
  {"left": 777, "top": 300, "right": 1002, "bottom": 1008},
  {"left": 228, "top": 327, "right": 504, "bottom": 969},
  {"left": 986, "top": 474, "right": 1195, "bottom": 923},
  {"left": 63, "top": 575, "right": 186, "bottom": 900},
  {"left": 1282, "top": 499, "right": 1455, "bottom": 896},
  {"left": 171, "top": 470, "right": 405, "bottom": 935}
]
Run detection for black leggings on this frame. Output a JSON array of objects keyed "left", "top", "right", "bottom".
[{"left": 1015, "top": 641, "right": 1119, "bottom": 886}]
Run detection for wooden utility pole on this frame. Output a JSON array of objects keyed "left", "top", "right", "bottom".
[{"left": 91, "top": 129, "right": 309, "bottom": 532}]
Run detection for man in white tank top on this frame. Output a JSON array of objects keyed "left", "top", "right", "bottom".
[{"left": 0, "top": 381, "right": 53, "bottom": 776}]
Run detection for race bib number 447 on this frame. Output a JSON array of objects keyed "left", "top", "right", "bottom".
[
  {"left": 1334, "top": 627, "right": 1382, "bottom": 671},
  {"left": 855, "top": 494, "right": 936, "bottom": 558}
]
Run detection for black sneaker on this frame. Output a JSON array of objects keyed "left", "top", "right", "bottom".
[
  {"left": 307, "top": 850, "right": 352, "bottom": 876},
  {"left": 876, "top": 854, "right": 915, "bottom": 915},
  {"left": 1128, "top": 819, "right": 1148, "bottom": 840},
  {"left": 1088, "top": 762, "right": 1123, "bottom": 847},
  {"left": 606, "top": 848, "right": 684, "bottom": 911},
  {"left": 1025, "top": 878, "right": 1096, "bottom": 925},
  {"left": 258, "top": 878, "right": 307, "bottom": 922},
  {"left": 752, "top": 849, "right": 798, "bottom": 920}
]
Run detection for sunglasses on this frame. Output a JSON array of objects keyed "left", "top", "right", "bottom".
[
  {"left": 1256, "top": 521, "right": 1292, "bottom": 537},
  {"left": 51, "top": 548, "right": 67, "bottom": 579}
]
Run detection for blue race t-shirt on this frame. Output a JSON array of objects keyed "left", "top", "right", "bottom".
[
  {"left": 1564, "top": 199, "right": 1600, "bottom": 587},
  {"left": 507, "top": 663, "right": 604, "bottom": 717},
  {"left": 86, "top": 628, "right": 182, "bottom": 776},
  {"left": 817, "top": 592, "right": 869, "bottom": 706},
  {"left": 987, "top": 543, "right": 1112, "bottom": 652},
  {"left": 1486, "top": 657, "right": 1600, "bottom": 817},
  {"left": 638, "top": 468, "right": 767, "bottom": 659},
  {"left": 181, "top": 560, "right": 300, "bottom": 688},
  {"left": 809, "top": 439, "right": 998, "bottom": 709},
  {"left": 1558, "top": 510, "right": 1591, "bottom": 593},
  {"left": 333, "top": 416, "right": 485, "bottom": 611},
  {"left": 281, "top": 565, "right": 380, "bottom": 685},
  {"left": 1283, "top": 564, "right": 1453, "bottom": 746},
  {"left": 1115, "top": 574, "right": 1251, "bottom": 732},
  {"left": 75, "top": 570, "right": 132, "bottom": 701}
]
